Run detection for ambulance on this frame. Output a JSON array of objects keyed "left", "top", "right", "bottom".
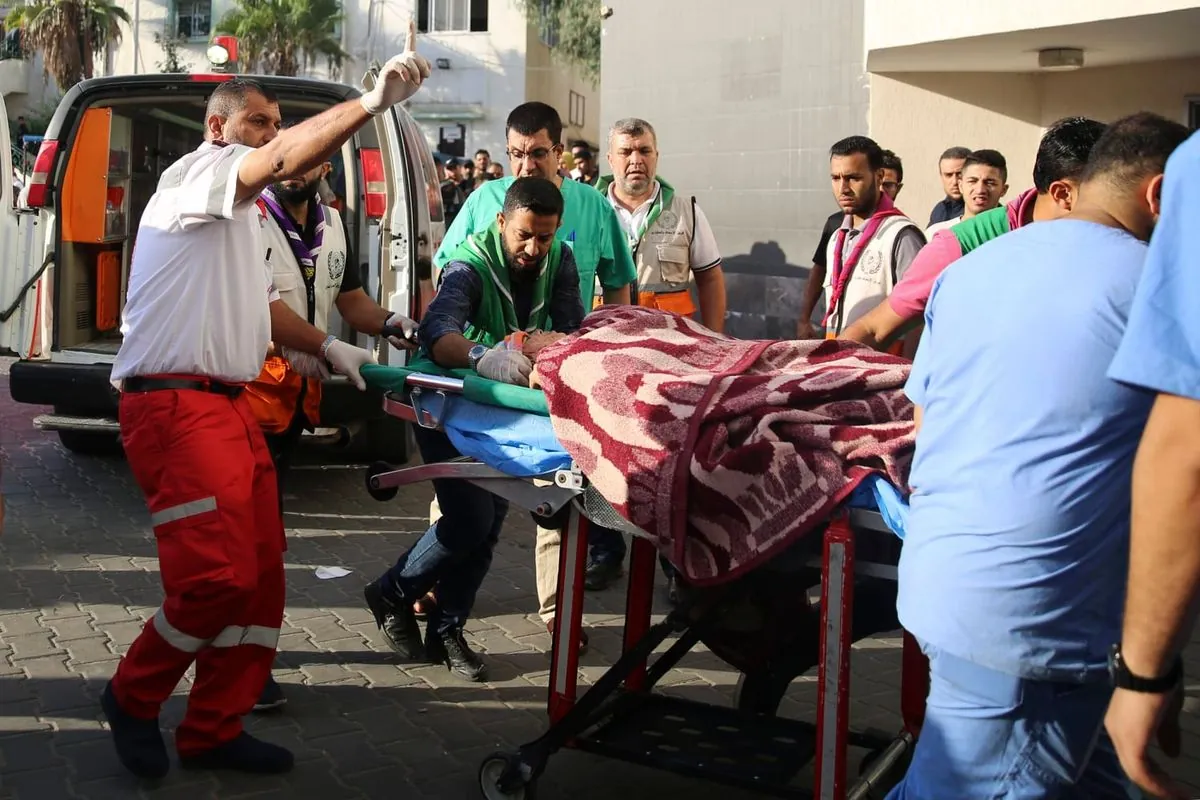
[{"left": 0, "top": 70, "right": 442, "bottom": 458}]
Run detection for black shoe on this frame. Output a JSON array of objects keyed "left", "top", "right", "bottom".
[
  {"left": 584, "top": 558, "right": 623, "bottom": 591},
  {"left": 364, "top": 578, "right": 425, "bottom": 660},
  {"left": 179, "top": 731, "right": 294, "bottom": 774},
  {"left": 427, "top": 627, "right": 488, "bottom": 682},
  {"left": 252, "top": 675, "right": 287, "bottom": 712},
  {"left": 101, "top": 681, "right": 170, "bottom": 780}
]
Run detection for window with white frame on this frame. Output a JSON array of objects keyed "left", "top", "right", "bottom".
[
  {"left": 417, "top": 0, "right": 488, "bottom": 33},
  {"left": 171, "top": 0, "right": 212, "bottom": 41}
]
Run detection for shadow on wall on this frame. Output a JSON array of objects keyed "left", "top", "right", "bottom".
[{"left": 720, "top": 241, "right": 809, "bottom": 340}]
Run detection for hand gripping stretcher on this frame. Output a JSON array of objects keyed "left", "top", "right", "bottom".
[{"left": 359, "top": 364, "right": 929, "bottom": 800}]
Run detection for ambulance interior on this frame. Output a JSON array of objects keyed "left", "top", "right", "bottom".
[{"left": 54, "top": 95, "right": 360, "bottom": 357}]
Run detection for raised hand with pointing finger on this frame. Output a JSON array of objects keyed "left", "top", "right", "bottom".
[{"left": 361, "top": 20, "right": 432, "bottom": 115}]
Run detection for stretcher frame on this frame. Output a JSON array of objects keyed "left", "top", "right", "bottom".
[{"left": 367, "top": 373, "right": 929, "bottom": 799}]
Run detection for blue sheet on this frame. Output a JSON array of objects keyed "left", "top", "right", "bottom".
[{"left": 439, "top": 395, "right": 911, "bottom": 535}]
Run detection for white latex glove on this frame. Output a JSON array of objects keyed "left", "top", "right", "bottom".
[
  {"left": 360, "top": 21, "right": 432, "bottom": 115},
  {"left": 282, "top": 347, "right": 331, "bottom": 380},
  {"left": 325, "top": 338, "right": 377, "bottom": 391},
  {"left": 476, "top": 347, "right": 533, "bottom": 386},
  {"left": 383, "top": 312, "right": 419, "bottom": 351}
]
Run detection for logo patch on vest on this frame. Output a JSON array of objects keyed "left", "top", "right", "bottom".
[
  {"left": 657, "top": 210, "right": 679, "bottom": 231},
  {"left": 328, "top": 251, "right": 346, "bottom": 285},
  {"left": 857, "top": 249, "right": 883, "bottom": 277}
]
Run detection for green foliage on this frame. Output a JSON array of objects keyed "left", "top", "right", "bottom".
[
  {"left": 4, "top": 0, "right": 130, "bottom": 90},
  {"left": 216, "top": 0, "right": 348, "bottom": 78},
  {"left": 153, "top": 32, "right": 192, "bottom": 74},
  {"left": 520, "top": 0, "right": 602, "bottom": 85}
]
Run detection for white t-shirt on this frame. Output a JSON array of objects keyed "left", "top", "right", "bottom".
[
  {"left": 608, "top": 181, "right": 722, "bottom": 271},
  {"left": 113, "top": 142, "right": 278, "bottom": 384},
  {"left": 925, "top": 216, "right": 962, "bottom": 239}
]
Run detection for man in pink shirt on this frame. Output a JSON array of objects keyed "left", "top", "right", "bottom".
[{"left": 841, "top": 117, "right": 1106, "bottom": 349}]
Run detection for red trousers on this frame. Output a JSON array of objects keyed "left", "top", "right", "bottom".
[{"left": 111, "top": 380, "right": 284, "bottom": 756}]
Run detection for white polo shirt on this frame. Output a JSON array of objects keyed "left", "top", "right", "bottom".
[{"left": 113, "top": 142, "right": 279, "bottom": 385}]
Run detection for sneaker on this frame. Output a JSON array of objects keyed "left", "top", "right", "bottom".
[
  {"left": 101, "top": 681, "right": 170, "bottom": 780},
  {"left": 364, "top": 578, "right": 425, "bottom": 660},
  {"left": 427, "top": 627, "right": 488, "bottom": 682},
  {"left": 252, "top": 675, "right": 287, "bottom": 712},
  {"left": 179, "top": 731, "right": 294, "bottom": 774}
]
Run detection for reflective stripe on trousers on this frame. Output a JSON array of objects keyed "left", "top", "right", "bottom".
[{"left": 153, "top": 607, "right": 281, "bottom": 652}]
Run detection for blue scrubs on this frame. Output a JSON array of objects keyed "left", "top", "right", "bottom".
[
  {"left": 888, "top": 219, "right": 1154, "bottom": 799},
  {"left": 1109, "top": 131, "right": 1200, "bottom": 399}
]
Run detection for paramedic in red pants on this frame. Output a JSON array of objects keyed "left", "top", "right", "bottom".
[{"left": 101, "top": 35, "right": 430, "bottom": 779}]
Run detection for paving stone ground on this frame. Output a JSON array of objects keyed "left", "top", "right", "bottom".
[{"left": 3, "top": 357, "right": 1200, "bottom": 799}]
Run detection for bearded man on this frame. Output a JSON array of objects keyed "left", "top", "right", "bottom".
[
  {"left": 364, "top": 177, "right": 584, "bottom": 682},
  {"left": 246, "top": 138, "right": 419, "bottom": 712}
]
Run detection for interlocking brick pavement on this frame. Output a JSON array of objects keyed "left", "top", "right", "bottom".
[{"left": 3, "top": 357, "right": 1200, "bottom": 799}]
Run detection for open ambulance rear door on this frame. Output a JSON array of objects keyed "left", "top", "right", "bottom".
[{"left": 0, "top": 88, "right": 51, "bottom": 359}]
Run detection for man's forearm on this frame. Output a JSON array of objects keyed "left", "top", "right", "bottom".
[
  {"left": 1121, "top": 393, "right": 1200, "bottom": 677},
  {"left": 800, "top": 263, "right": 826, "bottom": 325},
  {"left": 429, "top": 333, "right": 474, "bottom": 369},
  {"left": 841, "top": 300, "right": 907, "bottom": 348},
  {"left": 239, "top": 99, "right": 373, "bottom": 202},
  {"left": 270, "top": 300, "right": 330, "bottom": 355},
  {"left": 602, "top": 284, "right": 630, "bottom": 306},
  {"left": 336, "top": 289, "right": 392, "bottom": 335},
  {"left": 695, "top": 266, "right": 727, "bottom": 333}
]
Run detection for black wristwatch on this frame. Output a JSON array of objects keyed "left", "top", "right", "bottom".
[
  {"left": 1108, "top": 644, "right": 1182, "bottom": 693},
  {"left": 467, "top": 344, "right": 488, "bottom": 371}
]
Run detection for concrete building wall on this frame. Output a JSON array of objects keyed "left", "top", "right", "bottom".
[
  {"left": 524, "top": 35, "right": 598, "bottom": 149},
  {"left": 870, "top": 59, "right": 1200, "bottom": 221},
  {"left": 600, "top": 0, "right": 869, "bottom": 339},
  {"left": 868, "top": 72, "right": 1043, "bottom": 225}
]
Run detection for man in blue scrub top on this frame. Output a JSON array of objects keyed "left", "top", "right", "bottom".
[
  {"left": 1105, "top": 129, "right": 1200, "bottom": 800},
  {"left": 886, "top": 113, "right": 1190, "bottom": 799}
]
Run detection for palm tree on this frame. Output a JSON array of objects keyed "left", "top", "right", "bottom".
[
  {"left": 216, "top": 0, "right": 347, "bottom": 78},
  {"left": 4, "top": 0, "right": 130, "bottom": 90}
]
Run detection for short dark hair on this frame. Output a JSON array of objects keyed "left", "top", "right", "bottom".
[
  {"left": 830, "top": 136, "right": 883, "bottom": 171},
  {"left": 1081, "top": 112, "right": 1190, "bottom": 190},
  {"left": 205, "top": 78, "right": 277, "bottom": 120},
  {"left": 1032, "top": 116, "right": 1107, "bottom": 192},
  {"left": 475, "top": 149, "right": 490, "bottom": 158},
  {"left": 502, "top": 176, "right": 564, "bottom": 220},
  {"left": 506, "top": 102, "right": 563, "bottom": 145},
  {"left": 575, "top": 149, "right": 594, "bottom": 162},
  {"left": 880, "top": 149, "right": 903, "bottom": 183},
  {"left": 939, "top": 146, "right": 972, "bottom": 163},
  {"left": 963, "top": 149, "right": 1008, "bottom": 182},
  {"left": 570, "top": 140, "right": 590, "bottom": 151}
]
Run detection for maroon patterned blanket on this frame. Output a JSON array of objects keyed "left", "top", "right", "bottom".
[{"left": 535, "top": 306, "right": 916, "bottom": 586}]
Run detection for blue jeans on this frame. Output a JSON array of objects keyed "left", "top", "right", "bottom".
[
  {"left": 887, "top": 646, "right": 1141, "bottom": 800},
  {"left": 381, "top": 426, "right": 507, "bottom": 634}
]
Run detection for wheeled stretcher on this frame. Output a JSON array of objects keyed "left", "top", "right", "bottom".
[{"left": 359, "top": 364, "right": 929, "bottom": 799}]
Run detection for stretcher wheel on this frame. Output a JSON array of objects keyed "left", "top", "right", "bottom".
[
  {"left": 478, "top": 752, "right": 536, "bottom": 799},
  {"left": 366, "top": 461, "right": 399, "bottom": 502}
]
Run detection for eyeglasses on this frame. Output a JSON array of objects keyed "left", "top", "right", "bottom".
[{"left": 506, "top": 146, "right": 557, "bottom": 161}]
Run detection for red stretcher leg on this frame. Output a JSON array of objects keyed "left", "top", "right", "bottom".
[
  {"left": 815, "top": 515, "right": 855, "bottom": 800},
  {"left": 548, "top": 506, "right": 589, "bottom": 724},
  {"left": 621, "top": 536, "right": 657, "bottom": 691},
  {"left": 900, "top": 630, "right": 928, "bottom": 737}
]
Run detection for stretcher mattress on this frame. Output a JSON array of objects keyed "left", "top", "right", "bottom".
[{"left": 359, "top": 359, "right": 911, "bottom": 539}]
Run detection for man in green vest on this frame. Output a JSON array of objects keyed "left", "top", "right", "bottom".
[
  {"left": 431, "top": 101, "right": 637, "bottom": 607},
  {"left": 364, "top": 177, "right": 584, "bottom": 682}
]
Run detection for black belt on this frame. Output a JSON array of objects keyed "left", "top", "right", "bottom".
[{"left": 123, "top": 376, "right": 244, "bottom": 398}]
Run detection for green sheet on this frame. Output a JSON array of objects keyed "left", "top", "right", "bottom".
[{"left": 361, "top": 357, "right": 549, "bottom": 417}]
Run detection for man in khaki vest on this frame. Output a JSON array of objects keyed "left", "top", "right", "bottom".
[{"left": 596, "top": 117, "right": 726, "bottom": 333}]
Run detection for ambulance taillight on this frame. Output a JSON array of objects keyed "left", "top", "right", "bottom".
[
  {"left": 25, "top": 139, "right": 60, "bottom": 208},
  {"left": 360, "top": 148, "right": 387, "bottom": 219}
]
